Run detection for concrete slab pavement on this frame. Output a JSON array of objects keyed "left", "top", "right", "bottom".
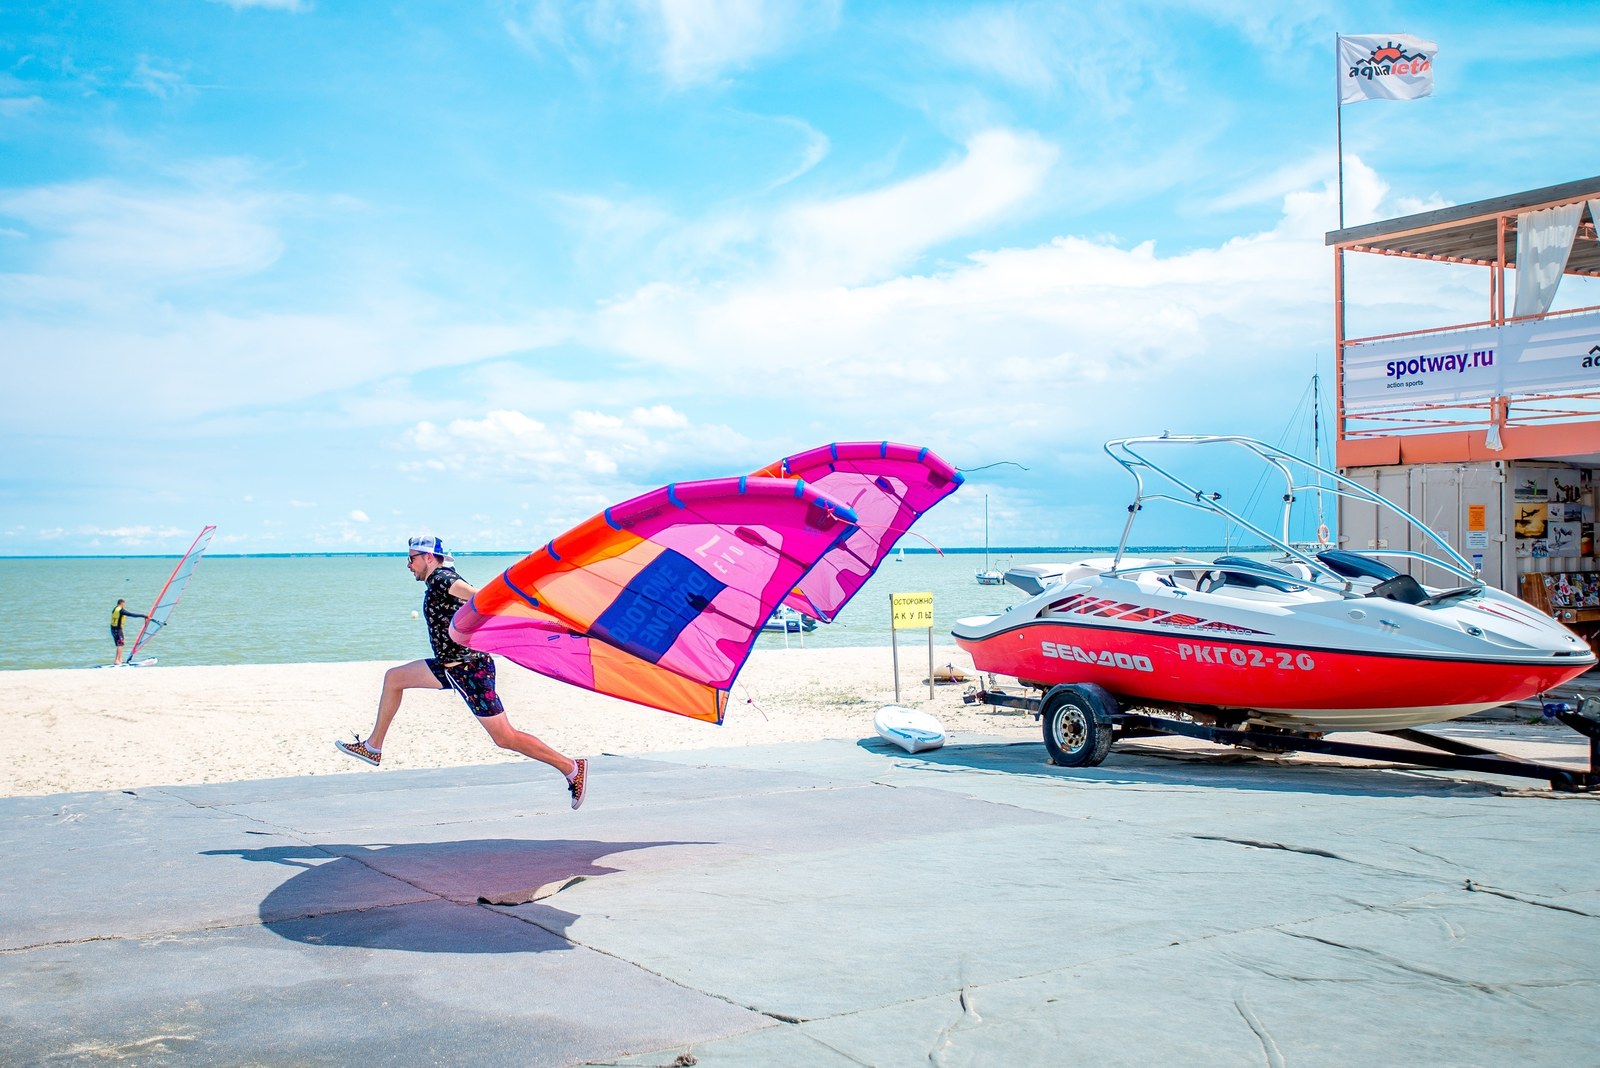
[{"left": 3, "top": 727, "right": 1597, "bottom": 1066}]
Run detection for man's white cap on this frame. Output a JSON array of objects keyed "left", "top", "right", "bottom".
[{"left": 408, "top": 535, "right": 451, "bottom": 561}]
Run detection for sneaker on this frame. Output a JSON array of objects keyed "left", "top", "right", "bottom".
[
  {"left": 335, "top": 737, "right": 381, "bottom": 767},
  {"left": 567, "top": 758, "right": 588, "bottom": 810}
]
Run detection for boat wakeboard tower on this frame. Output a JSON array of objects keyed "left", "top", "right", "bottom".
[{"left": 952, "top": 434, "right": 1600, "bottom": 790}]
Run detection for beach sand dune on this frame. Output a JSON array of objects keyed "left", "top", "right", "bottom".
[{"left": 1, "top": 646, "right": 1039, "bottom": 797}]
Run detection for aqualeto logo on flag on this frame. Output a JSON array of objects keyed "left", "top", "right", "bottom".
[{"left": 1339, "top": 34, "right": 1436, "bottom": 104}]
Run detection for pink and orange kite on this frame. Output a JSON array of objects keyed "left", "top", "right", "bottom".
[{"left": 451, "top": 442, "right": 961, "bottom": 723}]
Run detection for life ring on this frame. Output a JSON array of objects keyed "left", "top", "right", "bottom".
[{"left": 1316, "top": 524, "right": 1331, "bottom": 545}]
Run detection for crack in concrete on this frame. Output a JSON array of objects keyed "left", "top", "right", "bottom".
[
  {"left": 1276, "top": 929, "right": 1592, "bottom": 1003},
  {"left": 1192, "top": 835, "right": 1348, "bottom": 862},
  {"left": 1463, "top": 882, "right": 1599, "bottom": 917},
  {"left": 927, "top": 984, "right": 986, "bottom": 1066},
  {"left": 3, "top": 920, "right": 264, "bottom": 954},
  {"left": 1233, "top": 994, "right": 1285, "bottom": 1068}
]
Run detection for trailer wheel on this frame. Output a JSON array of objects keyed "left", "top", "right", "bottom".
[{"left": 1041, "top": 684, "right": 1116, "bottom": 768}]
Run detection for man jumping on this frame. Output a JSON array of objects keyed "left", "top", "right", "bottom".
[{"left": 335, "top": 535, "right": 587, "bottom": 809}]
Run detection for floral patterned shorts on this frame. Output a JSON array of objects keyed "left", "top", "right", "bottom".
[{"left": 427, "top": 656, "right": 505, "bottom": 718}]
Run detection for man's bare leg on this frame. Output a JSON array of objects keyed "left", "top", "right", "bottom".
[
  {"left": 364, "top": 659, "right": 446, "bottom": 750},
  {"left": 477, "top": 713, "right": 577, "bottom": 777}
]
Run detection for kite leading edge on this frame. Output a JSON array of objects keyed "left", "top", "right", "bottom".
[{"left": 752, "top": 441, "right": 964, "bottom": 622}]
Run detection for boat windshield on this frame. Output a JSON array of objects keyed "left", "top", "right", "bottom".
[{"left": 1315, "top": 550, "right": 1399, "bottom": 582}]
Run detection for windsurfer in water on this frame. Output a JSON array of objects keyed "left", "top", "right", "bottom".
[
  {"left": 110, "top": 598, "right": 146, "bottom": 665},
  {"left": 335, "top": 535, "right": 588, "bottom": 809}
]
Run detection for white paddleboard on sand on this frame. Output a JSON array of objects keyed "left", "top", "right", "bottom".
[{"left": 874, "top": 705, "right": 946, "bottom": 754}]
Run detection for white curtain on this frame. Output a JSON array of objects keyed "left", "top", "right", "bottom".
[{"left": 1513, "top": 202, "right": 1583, "bottom": 318}]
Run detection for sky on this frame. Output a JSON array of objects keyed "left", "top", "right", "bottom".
[{"left": 4, "top": 1, "right": 1600, "bottom": 556}]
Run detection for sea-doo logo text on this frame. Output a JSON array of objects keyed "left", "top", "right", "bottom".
[{"left": 1041, "top": 642, "right": 1154, "bottom": 673}]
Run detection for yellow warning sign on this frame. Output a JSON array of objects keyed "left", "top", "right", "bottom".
[
  {"left": 891, "top": 592, "right": 934, "bottom": 630},
  {"left": 1467, "top": 504, "right": 1486, "bottom": 532}
]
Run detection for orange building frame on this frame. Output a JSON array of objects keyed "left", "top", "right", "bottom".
[{"left": 1327, "top": 175, "right": 1600, "bottom": 468}]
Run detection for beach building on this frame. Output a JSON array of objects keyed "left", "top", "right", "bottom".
[{"left": 1327, "top": 176, "right": 1600, "bottom": 653}]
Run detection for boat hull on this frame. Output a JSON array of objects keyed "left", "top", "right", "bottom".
[{"left": 953, "top": 617, "right": 1594, "bottom": 732}]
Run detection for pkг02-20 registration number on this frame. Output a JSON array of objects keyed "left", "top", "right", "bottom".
[{"left": 1179, "top": 643, "right": 1316, "bottom": 670}]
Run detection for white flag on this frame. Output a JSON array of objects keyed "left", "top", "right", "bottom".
[{"left": 1338, "top": 34, "right": 1436, "bottom": 104}]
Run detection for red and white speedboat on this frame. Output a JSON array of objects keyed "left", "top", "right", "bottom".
[{"left": 953, "top": 435, "right": 1595, "bottom": 735}]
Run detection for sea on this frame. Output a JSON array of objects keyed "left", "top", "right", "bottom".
[{"left": 0, "top": 548, "right": 1245, "bottom": 672}]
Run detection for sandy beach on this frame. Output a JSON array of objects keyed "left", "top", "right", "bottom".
[{"left": 1, "top": 645, "right": 1040, "bottom": 797}]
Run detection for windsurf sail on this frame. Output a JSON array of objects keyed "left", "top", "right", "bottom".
[
  {"left": 127, "top": 525, "right": 217, "bottom": 661},
  {"left": 751, "top": 442, "right": 963, "bottom": 621},
  {"left": 451, "top": 477, "right": 860, "bottom": 723}
]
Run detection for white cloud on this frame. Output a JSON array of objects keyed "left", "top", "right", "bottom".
[
  {"left": 44, "top": 525, "right": 190, "bottom": 547},
  {"left": 773, "top": 128, "right": 1058, "bottom": 285},
  {"left": 1206, "top": 155, "right": 1334, "bottom": 214},
  {"left": 501, "top": 0, "right": 839, "bottom": 88},
  {"left": 400, "top": 405, "right": 749, "bottom": 495},
  {"left": 129, "top": 56, "right": 191, "bottom": 99},
  {"left": 206, "top": 0, "right": 311, "bottom": 11},
  {"left": 654, "top": 0, "right": 839, "bottom": 86},
  {"left": 0, "top": 96, "right": 43, "bottom": 118},
  {"left": 348, "top": 509, "right": 370, "bottom": 522},
  {"left": 1, "top": 295, "right": 571, "bottom": 432},
  {"left": 922, "top": 3, "right": 1168, "bottom": 111},
  {"left": 0, "top": 178, "right": 283, "bottom": 291},
  {"left": 571, "top": 166, "right": 1382, "bottom": 488},
  {"left": 763, "top": 115, "right": 830, "bottom": 190},
  {"left": 926, "top": 5, "right": 1071, "bottom": 94},
  {"left": 924, "top": 1, "right": 1326, "bottom": 104}
]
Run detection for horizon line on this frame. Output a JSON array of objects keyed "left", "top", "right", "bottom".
[{"left": 0, "top": 544, "right": 1276, "bottom": 561}]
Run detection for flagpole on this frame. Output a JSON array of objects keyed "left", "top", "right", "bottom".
[
  {"left": 1335, "top": 33, "right": 1344, "bottom": 229},
  {"left": 1333, "top": 33, "right": 1346, "bottom": 466}
]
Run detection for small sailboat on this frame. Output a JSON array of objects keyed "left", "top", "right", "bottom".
[
  {"left": 976, "top": 494, "right": 1003, "bottom": 584},
  {"left": 761, "top": 605, "right": 818, "bottom": 634},
  {"left": 107, "top": 525, "right": 217, "bottom": 668}
]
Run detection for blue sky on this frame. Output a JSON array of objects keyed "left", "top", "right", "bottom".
[{"left": 4, "top": 1, "right": 1599, "bottom": 556}]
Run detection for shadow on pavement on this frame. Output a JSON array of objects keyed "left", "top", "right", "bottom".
[
  {"left": 202, "top": 837, "right": 706, "bottom": 952},
  {"left": 856, "top": 736, "right": 1500, "bottom": 798}
]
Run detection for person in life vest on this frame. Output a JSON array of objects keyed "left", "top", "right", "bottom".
[
  {"left": 109, "top": 598, "right": 147, "bottom": 665},
  {"left": 334, "top": 535, "right": 588, "bottom": 810}
]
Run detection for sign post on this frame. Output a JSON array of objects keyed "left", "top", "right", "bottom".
[{"left": 890, "top": 592, "right": 935, "bottom": 702}]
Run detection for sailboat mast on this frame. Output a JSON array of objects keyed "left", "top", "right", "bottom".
[{"left": 1313, "top": 373, "right": 1326, "bottom": 535}]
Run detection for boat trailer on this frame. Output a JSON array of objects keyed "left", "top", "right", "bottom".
[{"left": 964, "top": 682, "right": 1600, "bottom": 792}]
